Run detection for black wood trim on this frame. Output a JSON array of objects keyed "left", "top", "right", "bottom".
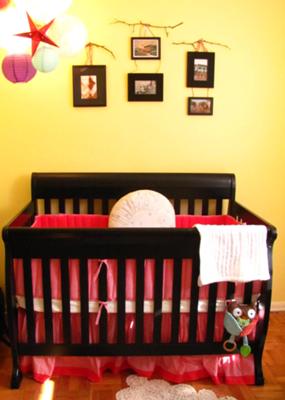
[
  {"left": 61, "top": 258, "right": 71, "bottom": 344},
  {"left": 80, "top": 257, "right": 89, "bottom": 344},
  {"left": 42, "top": 258, "right": 53, "bottom": 344},
  {"left": 135, "top": 258, "right": 144, "bottom": 344},
  {"left": 153, "top": 258, "right": 163, "bottom": 344},
  {"left": 23, "top": 257, "right": 35, "bottom": 344},
  {"left": 117, "top": 258, "right": 126, "bottom": 344},
  {"left": 171, "top": 258, "right": 182, "bottom": 343}
]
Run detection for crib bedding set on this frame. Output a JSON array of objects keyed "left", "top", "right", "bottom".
[{"left": 2, "top": 173, "right": 277, "bottom": 388}]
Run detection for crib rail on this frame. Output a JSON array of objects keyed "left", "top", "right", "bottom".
[{"left": 31, "top": 173, "right": 236, "bottom": 215}]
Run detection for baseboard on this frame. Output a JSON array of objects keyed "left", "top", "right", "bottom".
[{"left": 271, "top": 301, "right": 285, "bottom": 311}]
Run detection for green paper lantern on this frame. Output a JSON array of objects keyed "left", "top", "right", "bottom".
[{"left": 32, "top": 46, "right": 59, "bottom": 73}]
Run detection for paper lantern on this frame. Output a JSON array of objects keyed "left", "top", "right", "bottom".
[
  {"left": 2, "top": 54, "right": 37, "bottom": 83},
  {"left": 14, "top": 0, "right": 72, "bottom": 23},
  {"left": 0, "top": 7, "right": 30, "bottom": 54},
  {"left": 50, "top": 15, "right": 88, "bottom": 56},
  {"left": 32, "top": 46, "right": 59, "bottom": 72},
  {"left": 0, "top": 0, "right": 10, "bottom": 9}
]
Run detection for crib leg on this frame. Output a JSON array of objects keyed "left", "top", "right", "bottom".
[
  {"left": 10, "top": 366, "right": 22, "bottom": 389},
  {"left": 254, "top": 353, "right": 264, "bottom": 385}
]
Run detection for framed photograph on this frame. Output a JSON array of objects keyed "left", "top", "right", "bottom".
[
  {"left": 131, "top": 37, "right": 161, "bottom": 59},
  {"left": 188, "top": 97, "right": 214, "bottom": 115},
  {"left": 72, "top": 65, "right": 106, "bottom": 107},
  {"left": 128, "top": 73, "right": 163, "bottom": 101},
  {"left": 187, "top": 52, "right": 215, "bottom": 88}
]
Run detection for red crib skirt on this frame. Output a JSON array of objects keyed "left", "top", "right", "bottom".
[{"left": 18, "top": 310, "right": 255, "bottom": 385}]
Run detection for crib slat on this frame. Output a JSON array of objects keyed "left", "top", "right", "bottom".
[
  {"left": 73, "top": 198, "right": 80, "bottom": 214},
  {"left": 58, "top": 198, "right": 65, "bottom": 213},
  {"left": 225, "top": 282, "right": 235, "bottom": 300},
  {"left": 87, "top": 198, "right": 94, "bottom": 214},
  {"left": 117, "top": 258, "right": 126, "bottom": 344},
  {"left": 244, "top": 281, "right": 253, "bottom": 304},
  {"left": 202, "top": 199, "right": 208, "bottom": 215},
  {"left": 42, "top": 258, "right": 53, "bottom": 344},
  {"left": 206, "top": 283, "right": 218, "bottom": 342},
  {"left": 174, "top": 199, "right": 180, "bottom": 214},
  {"left": 80, "top": 258, "right": 89, "bottom": 345},
  {"left": 188, "top": 199, "right": 195, "bottom": 214},
  {"left": 216, "top": 198, "right": 223, "bottom": 214},
  {"left": 223, "top": 282, "right": 236, "bottom": 341},
  {"left": 23, "top": 257, "right": 35, "bottom": 344},
  {"left": 102, "top": 199, "right": 109, "bottom": 214},
  {"left": 61, "top": 258, "right": 71, "bottom": 344},
  {"left": 44, "top": 199, "right": 51, "bottom": 214},
  {"left": 153, "top": 258, "right": 163, "bottom": 344},
  {"left": 135, "top": 258, "right": 144, "bottom": 344},
  {"left": 98, "top": 261, "right": 107, "bottom": 344},
  {"left": 171, "top": 258, "right": 182, "bottom": 343},
  {"left": 188, "top": 254, "right": 200, "bottom": 343}
]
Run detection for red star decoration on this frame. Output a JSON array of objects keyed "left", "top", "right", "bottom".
[{"left": 15, "top": 13, "right": 58, "bottom": 56}]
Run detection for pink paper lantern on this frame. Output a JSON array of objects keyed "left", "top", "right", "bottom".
[
  {"left": 2, "top": 54, "right": 37, "bottom": 83},
  {"left": 0, "top": 0, "right": 10, "bottom": 9}
]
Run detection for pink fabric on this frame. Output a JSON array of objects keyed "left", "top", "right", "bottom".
[
  {"left": 15, "top": 214, "right": 257, "bottom": 384},
  {"left": 18, "top": 310, "right": 255, "bottom": 384}
]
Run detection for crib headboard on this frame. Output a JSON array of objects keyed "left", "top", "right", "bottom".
[{"left": 31, "top": 172, "right": 236, "bottom": 215}]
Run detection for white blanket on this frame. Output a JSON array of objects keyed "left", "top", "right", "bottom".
[{"left": 195, "top": 224, "right": 269, "bottom": 286}]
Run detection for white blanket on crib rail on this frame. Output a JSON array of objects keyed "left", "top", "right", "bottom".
[{"left": 195, "top": 224, "right": 270, "bottom": 286}]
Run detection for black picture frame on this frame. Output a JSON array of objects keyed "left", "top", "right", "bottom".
[
  {"left": 131, "top": 37, "right": 161, "bottom": 59},
  {"left": 188, "top": 97, "right": 214, "bottom": 115},
  {"left": 128, "top": 73, "right": 163, "bottom": 101},
  {"left": 187, "top": 52, "right": 215, "bottom": 88},
  {"left": 72, "top": 65, "right": 106, "bottom": 107}
]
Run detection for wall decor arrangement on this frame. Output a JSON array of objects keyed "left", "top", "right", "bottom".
[
  {"left": 186, "top": 51, "right": 215, "bottom": 88},
  {"left": 113, "top": 19, "right": 183, "bottom": 103},
  {"left": 128, "top": 73, "right": 163, "bottom": 101},
  {"left": 173, "top": 38, "right": 230, "bottom": 116},
  {"left": 188, "top": 97, "right": 213, "bottom": 116},
  {"left": 73, "top": 65, "right": 106, "bottom": 107},
  {"left": 131, "top": 37, "right": 161, "bottom": 60}
]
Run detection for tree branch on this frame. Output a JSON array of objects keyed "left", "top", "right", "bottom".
[
  {"left": 85, "top": 42, "right": 116, "bottom": 64},
  {"left": 172, "top": 38, "right": 230, "bottom": 51},
  {"left": 113, "top": 19, "right": 183, "bottom": 36}
]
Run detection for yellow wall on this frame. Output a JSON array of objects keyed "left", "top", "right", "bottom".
[{"left": 1, "top": 0, "right": 285, "bottom": 301}]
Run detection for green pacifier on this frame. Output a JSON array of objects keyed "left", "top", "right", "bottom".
[{"left": 240, "top": 344, "right": 251, "bottom": 357}]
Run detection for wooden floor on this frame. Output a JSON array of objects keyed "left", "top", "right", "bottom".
[{"left": 0, "top": 312, "right": 284, "bottom": 400}]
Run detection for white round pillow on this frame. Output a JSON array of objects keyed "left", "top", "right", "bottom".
[{"left": 108, "top": 190, "right": 176, "bottom": 228}]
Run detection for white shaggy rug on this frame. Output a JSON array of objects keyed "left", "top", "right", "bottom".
[{"left": 116, "top": 375, "right": 238, "bottom": 400}]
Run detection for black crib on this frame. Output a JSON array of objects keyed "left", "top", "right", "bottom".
[{"left": 2, "top": 173, "right": 277, "bottom": 388}]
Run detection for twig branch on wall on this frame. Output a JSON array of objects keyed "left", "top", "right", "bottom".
[
  {"left": 85, "top": 42, "right": 116, "bottom": 65},
  {"left": 113, "top": 19, "right": 183, "bottom": 36},
  {"left": 172, "top": 38, "right": 230, "bottom": 51}
]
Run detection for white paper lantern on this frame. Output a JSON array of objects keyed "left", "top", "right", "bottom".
[
  {"left": 0, "top": 7, "right": 30, "bottom": 54},
  {"left": 50, "top": 15, "right": 88, "bottom": 57},
  {"left": 14, "top": 0, "right": 72, "bottom": 23}
]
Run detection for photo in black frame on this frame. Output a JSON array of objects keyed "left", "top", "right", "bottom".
[
  {"left": 131, "top": 37, "right": 161, "bottom": 59},
  {"left": 128, "top": 73, "right": 163, "bottom": 101},
  {"left": 187, "top": 52, "right": 215, "bottom": 88},
  {"left": 73, "top": 65, "right": 106, "bottom": 107},
  {"left": 188, "top": 97, "right": 214, "bottom": 115}
]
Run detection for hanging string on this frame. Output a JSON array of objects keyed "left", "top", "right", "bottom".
[{"left": 85, "top": 42, "right": 116, "bottom": 65}]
